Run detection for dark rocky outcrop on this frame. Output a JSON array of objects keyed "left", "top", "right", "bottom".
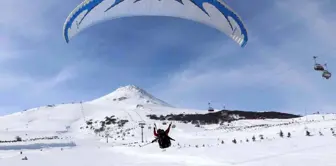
[{"left": 146, "top": 110, "right": 300, "bottom": 125}]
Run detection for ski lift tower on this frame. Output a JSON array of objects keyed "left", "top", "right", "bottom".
[
  {"left": 105, "top": 131, "right": 110, "bottom": 143},
  {"left": 139, "top": 121, "right": 146, "bottom": 143}
]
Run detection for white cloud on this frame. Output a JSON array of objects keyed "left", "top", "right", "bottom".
[
  {"left": 0, "top": 0, "right": 62, "bottom": 38},
  {"left": 0, "top": 62, "right": 78, "bottom": 98},
  {"left": 29, "top": 65, "right": 78, "bottom": 95},
  {"left": 276, "top": 0, "right": 336, "bottom": 56},
  {"left": 0, "top": 0, "right": 83, "bottom": 108}
]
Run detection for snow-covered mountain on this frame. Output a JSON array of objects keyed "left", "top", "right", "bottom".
[
  {"left": 0, "top": 85, "right": 200, "bottom": 141},
  {"left": 0, "top": 85, "right": 336, "bottom": 166}
]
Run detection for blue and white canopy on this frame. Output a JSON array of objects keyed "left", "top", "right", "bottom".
[{"left": 63, "top": 0, "right": 248, "bottom": 47}]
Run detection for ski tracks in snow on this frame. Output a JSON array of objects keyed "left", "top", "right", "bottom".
[
  {"left": 109, "top": 138, "right": 336, "bottom": 166},
  {"left": 110, "top": 146, "right": 226, "bottom": 166},
  {"left": 229, "top": 141, "right": 336, "bottom": 165}
]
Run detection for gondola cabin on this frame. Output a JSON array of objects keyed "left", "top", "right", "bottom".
[
  {"left": 313, "top": 56, "right": 325, "bottom": 71},
  {"left": 208, "top": 107, "right": 214, "bottom": 113},
  {"left": 314, "top": 64, "right": 324, "bottom": 71},
  {"left": 322, "top": 71, "right": 331, "bottom": 79},
  {"left": 208, "top": 102, "right": 214, "bottom": 113}
]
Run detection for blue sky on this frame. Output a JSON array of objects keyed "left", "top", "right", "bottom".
[{"left": 1, "top": 0, "right": 336, "bottom": 116}]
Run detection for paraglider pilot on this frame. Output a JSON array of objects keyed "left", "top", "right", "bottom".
[{"left": 151, "top": 122, "right": 175, "bottom": 149}]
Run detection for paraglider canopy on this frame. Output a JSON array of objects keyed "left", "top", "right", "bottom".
[{"left": 63, "top": 0, "right": 248, "bottom": 47}]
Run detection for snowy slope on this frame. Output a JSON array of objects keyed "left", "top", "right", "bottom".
[{"left": 0, "top": 85, "right": 336, "bottom": 166}]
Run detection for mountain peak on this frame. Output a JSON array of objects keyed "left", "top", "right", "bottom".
[
  {"left": 114, "top": 85, "right": 146, "bottom": 94},
  {"left": 91, "top": 85, "right": 172, "bottom": 107}
]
